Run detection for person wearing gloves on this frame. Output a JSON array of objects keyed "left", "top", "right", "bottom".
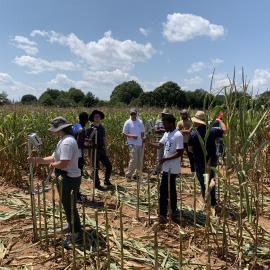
[
  {"left": 122, "top": 108, "right": 145, "bottom": 181},
  {"left": 28, "top": 116, "right": 82, "bottom": 246}
]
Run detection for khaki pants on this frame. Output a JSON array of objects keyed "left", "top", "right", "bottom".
[{"left": 126, "top": 144, "right": 143, "bottom": 178}]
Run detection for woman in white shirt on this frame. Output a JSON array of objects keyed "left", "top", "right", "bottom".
[{"left": 28, "top": 116, "right": 82, "bottom": 245}]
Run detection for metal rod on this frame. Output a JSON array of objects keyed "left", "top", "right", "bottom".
[
  {"left": 52, "top": 178, "right": 57, "bottom": 260},
  {"left": 147, "top": 172, "right": 151, "bottom": 225},
  {"left": 119, "top": 203, "right": 124, "bottom": 270},
  {"left": 154, "top": 227, "right": 158, "bottom": 270},
  {"left": 71, "top": 190, "right": 76, "bottom": 269},
  {"left": 92, "top": 128, "right": 98, "bottom": 202},
  {"left": 157, "top": 173, "right": 161, "bottom": 225},
  {"left": 168, "top": 169, "right": 172, "bottom": 230},
  {"left": 82, "top": 200, "right": 87, "bottom": 270},
  {"left": 104, "top": 202, "right": 111, "bottom": 270},
  {"left": 193, "top": 173, "right": 197, "bottom": 243},
  {"left": 95, "top": 210, "right": 100, "bottom": 269},
  {"left": 58, "top": 177, "right": 64, "bottom": 259},
  {"left": 37, "top": 183, "right": 42, "bottom": 243},
  {"left": 136, "top": 170, "right": 140, "bottom": 220},
  {"left": 42, "top": 178, "right": 49, "bottom": 250},
  {"left": 27, "top": 140, "right": 38, "bottom": 242}
]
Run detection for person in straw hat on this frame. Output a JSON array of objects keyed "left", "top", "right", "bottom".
[
  {"left": 177, "top": 109, "right": 194, "bottom": 173},
  {"left": 153, "top": 108, "right": 170, "bottom": 174},
  {"left": 188, "top": 111, "right": 227, "bottom": 209},
  {"left": 28, "top": 116, "right": 82, "bottom": 246}
]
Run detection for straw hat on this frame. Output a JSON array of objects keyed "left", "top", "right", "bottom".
[{"left": 191, "top": 111, "right": 206, "bottom": 125}]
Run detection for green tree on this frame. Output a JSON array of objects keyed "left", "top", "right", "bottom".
[
  {"left": 0, "top": 91, "right": 10, "bottom": 105},
  {"left": 84, "top": 91, "right": 99, "bottom": 107},
  {"left": 152, "top": 81, "right": 186, "bottom": 108},
  {"left": 110, "top": 80, "right": 143, "bottom": 105},
  {"left": 68, "top": 88, "right": 85, "bottom": 105},
  {"left": 21, "top": 94, "right": 37, "bottom": 105}
]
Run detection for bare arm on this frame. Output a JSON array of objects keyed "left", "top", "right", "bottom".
[
  {"left": 160, "top": 149, "right": 184, "bottom": 164},
  {"left": 50, "top": 160, "right": 70, "bottom": 169},
  {"left": 123, "top": 133, "right": 138, "bottom": 139}
]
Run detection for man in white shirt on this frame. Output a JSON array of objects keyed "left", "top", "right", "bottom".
[
  {"left": 122, "top": 108, "right": 145, "bottom": 181},
  {"left": 150, "top": 114, "right": 184, "bottom": 223}
]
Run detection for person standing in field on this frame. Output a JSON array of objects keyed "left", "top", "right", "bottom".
[
  {"left": 149, "top": 114, "right": 184, "bottom": 223},
  {"left": 177, "top": 109, "right": 195, "bottom": 173},
  {"left": 123, "top": 108, "right": 145, "bottom": 181},
  {"left": 86, "top": 110, "right": 113, "bottom": 189},
  {"left": 153, "top": 108, "right": 170, "bottom": 174},
  {"left": 28, "top": 117, "right": 82, "bottom": 246},
  {"left": 72, "top": 112, "right": 89, "bottom": 202},
  {"left": 188, "top": 111, "right": 227, "bottom": 208}
]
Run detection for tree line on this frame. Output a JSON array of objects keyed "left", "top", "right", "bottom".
[{"left": 0, "top": 80, "right": 269, "bottom": 108}]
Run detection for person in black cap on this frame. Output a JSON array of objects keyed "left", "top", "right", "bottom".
[
  {"left": 86, "top": 110, "right": 112, "bottom": 189},
  {"left": 28, "top": 116, "right": 82, "bottom": 246}
]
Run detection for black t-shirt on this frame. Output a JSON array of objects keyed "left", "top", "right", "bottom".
[
  {"left": 86, "top": 124, "right": 106, "bottom": 149},
  {"left": 189, "top": 125, "right": 223, "bottom": 165}
]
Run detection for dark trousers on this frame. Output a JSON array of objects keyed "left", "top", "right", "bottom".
[
  {"left": 78, "top": 156, "right": 84, "bottom": 176},
  {"left": 57, "top": 176, "right": 82, "bottom": 233},
  {"left": 194, "top": 162, "right": 217, "bottom": 206},
  {"left": 160, "top": 172, "right": 177, "bottom": 218},
  {"left": 92, "top": 149, "right": 112, "bottom": 185},
  {"left": 184, "top": 143, "right": 195, "bottom": 172}
]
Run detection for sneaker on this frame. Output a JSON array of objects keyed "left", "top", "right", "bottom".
[
  {"left": 104, "top": 180, "right": 113, "bottom": 186},
  {"left": 159, "top": 216, "right": 168, "bottom": 224},
  {"left": 63, "top": 232, "right": 83, "bottom": 248},
  {"left": 77, "top": 192, "right": 86, "bottom": 203},
  {"left": 56, "top": 223, "right": 69, "bottom": 233},
  {"left": 95, "top": 182, "right": 103, "bottom": 190}
]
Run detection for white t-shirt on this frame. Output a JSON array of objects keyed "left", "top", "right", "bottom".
[
  {"left": 53, "top": 135, "right": 81, "bottom": 178},
  {"left": 159, "top": 129, "right": 184, "bottom": 174},
  {"left": 122, "top": 118, "right": 145, "bottom": 146}
]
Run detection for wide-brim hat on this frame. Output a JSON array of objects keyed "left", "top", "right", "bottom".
[
  {"left": 191, "top": 111, "right": 206, "bottom": 125},
  {"left": 89, "top": 110, "right": 105, "bottom": 122},
  {"left": 48, "top": 116, "right": 72, "bottom": 132}
]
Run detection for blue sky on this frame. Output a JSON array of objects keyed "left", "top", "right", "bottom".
[{"left": 1, "top": 0, "right": 270, "bottom": 100}]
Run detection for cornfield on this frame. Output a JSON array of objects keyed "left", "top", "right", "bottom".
[{"left": 0, "top": 77, "right": 270, "bottom": 269}]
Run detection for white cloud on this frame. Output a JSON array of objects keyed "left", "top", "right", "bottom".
[
  {"left": 252, "top": 69, "right": 270, "bottom": 89},
  {"left": 188, "top": 58, "right": 224, "bottom": 74},
  {"left": 30, "top": 30, "right": 49, "bottom": 37},
  {"left": 183, "top": 76, "right": 203, "bottom": 86},
  {"left": 14, "top": 55, "right": 77, "bottom": 74},
  {"left": 35, "top": 30, "right": 155, "bottom": 72},
  {"left": 0, "top": 72, "right": 36, "bottom": 100},
  {"left": 139, "top": 27, "right": 150, "bottom": 37},
  {"left": 12, "top": 35, "right": 39, "bottom": 55},
  {"left": 211, "top": 73, "right": 230, "bottom": 88},
  {"left": 188, "top": 62, "right": 207, "bottom": 73},
  {"left": 211, "top": 58, "right": 224, "bottom": 65},
  {"left": 163, "top": 13, "right": 224, "bottom": 42}
]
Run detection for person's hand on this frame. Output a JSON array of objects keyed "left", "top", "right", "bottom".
[
  {"left": 131, "top": 135, "right": 138, "bottom": 139},
  {"left": 159, "top": 157, "right": 167, "bottom": 165},
  {"left": 27, "top": 157, "right": 41, "bottom": 167},
  {"left": 142, "top": 137, "right": 146, "bottom": 143}
]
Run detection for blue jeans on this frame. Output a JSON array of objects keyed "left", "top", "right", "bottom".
[
  {"left": 194, "top": 163, "right": 217, "bottom": 206},
  {"left": 160, "top": 172, "right": 177, "bottom": 218}
]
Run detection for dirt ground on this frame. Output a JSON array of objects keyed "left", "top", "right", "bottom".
[{"left": 0, "top": 160, "right": 270, "bottom": 270}]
